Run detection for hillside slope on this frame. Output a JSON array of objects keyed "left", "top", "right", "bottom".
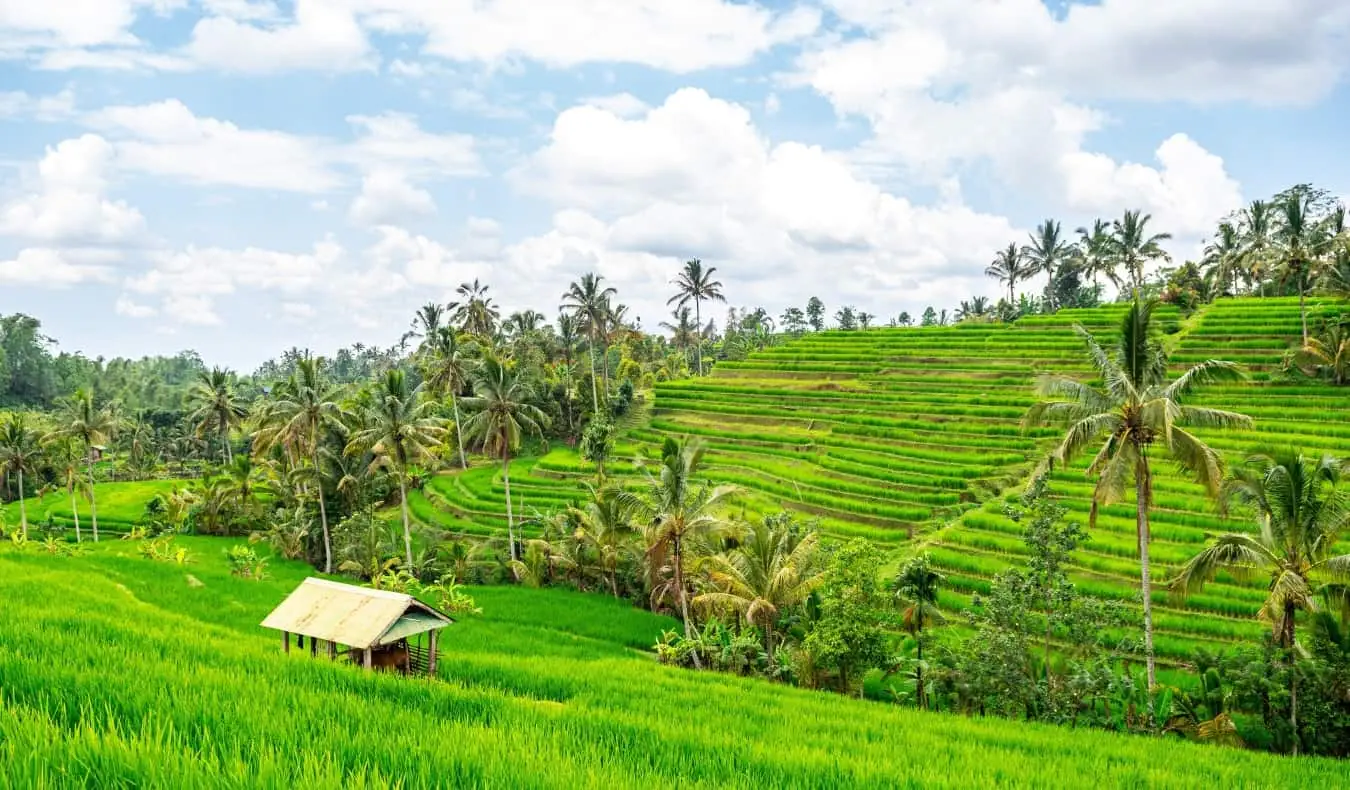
[{"left": 1, "top": 540, "right": 1342, "bottom": 788}]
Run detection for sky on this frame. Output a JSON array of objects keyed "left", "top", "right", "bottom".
[{"left": 2, "top": 0, "right": 1349, "bottom": 370}]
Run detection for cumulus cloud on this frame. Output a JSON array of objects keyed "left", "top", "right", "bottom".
[
  {"left": 0, "top": 247, "right": 116, "bottom": 287},
  {"left": 0, "top": 134, "right": 146, "bottom": 245},
  {"left": 186, "top": 0, "right": 374, "bottom": 73},
  {"left": 348, "top": 170, "right": 436, "bottom": 226}
]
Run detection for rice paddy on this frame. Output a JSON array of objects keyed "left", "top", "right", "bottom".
[{"left": 2, "top": 538, "right": 1342, "bottom": 788}]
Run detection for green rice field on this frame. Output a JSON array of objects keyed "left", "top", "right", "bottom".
[{"left": 1, "top": 538, "right": 1342, "bottom": 788}]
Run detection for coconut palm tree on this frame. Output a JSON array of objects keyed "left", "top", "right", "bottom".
[
  {"left": 661, "top": 307, "right": 698, "bottom": 365},
  {"left": 986, "top": 243, "right": 1028, "bottom": 304},
  {"left": 569, "top": 485, "right": 636, "bottom": 597},
  {"left": 1237, "top": 199, "right": 1275, "bottom": 284},
  {"left": 617, "top": 438, "right": 737, "bottom": 655},
  {"left": 1202, "top": 221, "right": 1246, "bottom": 296},
  {"left": 0, "top": 415, "right": 41, "bottom": 540},
  {"left": 51, "top": 437, "right": 85, "bottom": 542},
  {"left": 345, "top": 370, "right": 448, "bottom": 568},
  {"left": 450, "top": 279, "right": 500, "bottom": 337},
  {"left": 1290, "top": 319, "right": 1350, "bottom": 386},
  {"left": 668, "top": 259, "right": 726, "bottom": 376},
  {"left": 561, "top": 273, "right": 617, "bottom": 412},
  {"left": 253, "top": 356, "right": 345, "bottom": 573},
  {"left": 460, "top": 355, "right": 550, "bottom": 563},
  {"left": 1023, "top": 298, "right": 1252, "bottom": 697},
  {"left": 694, "top": 514, "right": 823, "bottom": 654},
  {"left": 892, "top": 553, "right": 945, "bottom": 710},
  {"left": 1075, "top": 219, "right": 1119, "bottom": 295},
  {"left": 1271, "top": 189, "right": 1342, "bottom": 343},
  {"left": 1023, "top": 220, "right": 1076, "bottom": 311},
  {"left": 1110, "top": 210, "right": 1172, "bottom": 291},
  {"left": 420, "top": 327, "right": 475, "bottom": 470},
  {"left": 48, "top": 388, "right": 119, "bottom": 542},
  {"left": 187, "top": 368, "right": 247, "bottom": 465},
  {"left": 1170, "top": 450, "right": 1350, "bottom": 752}
]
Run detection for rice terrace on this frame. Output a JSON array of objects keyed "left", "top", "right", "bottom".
[{"left": 5, "top": 3, "right": 1350, "bottom": 788}]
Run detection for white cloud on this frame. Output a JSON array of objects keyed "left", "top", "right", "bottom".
[
  {"left": 357, "top": 0, "right": 821, "bottom": 72},
  {"left": 0, "top": 0, "right": 183, "bottom": 49},
  {"left": 0, "top": 247, "right": 115, "bottom": 287},
  {"left": 579, "top": 93, "right": 649, "bottom": 118},
  {"left": 348, "top": 170, "right": 436, "bottom": 226},
  {"left": 0, "top": 134, "right": 146, "bottom": 245},
  {"left": 114, "top": 294, "right": 156, "bottom": 317},
  {"left": 342, "top": 112, "right": 481, "bottom": 177},
  {"left": 0, "top": 89, "right": 76, "bottom": 121},
  {"left": 187, "top": 0, "right": 374, "bottom": 73},
  {"left": 281, "top": 301, "right": 316, "bottom": 322},
  {"left": 34, "top": 48, "right": 194, "bottom": 72}
]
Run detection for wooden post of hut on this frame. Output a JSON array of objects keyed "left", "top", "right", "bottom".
[{"left": 260, "top": 578, "right": 454, "bottom": 677}]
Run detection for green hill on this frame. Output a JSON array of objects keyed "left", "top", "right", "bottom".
[{"left": 2, "top": 540, "right": 1342, "bottom": 788}]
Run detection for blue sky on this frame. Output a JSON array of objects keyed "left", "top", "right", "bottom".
[{"left": 2, "top": 0, "right": 1348, "bottom": 369}]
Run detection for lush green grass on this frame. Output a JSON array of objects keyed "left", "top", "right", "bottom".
[
  {"left": 2, "top": 540, "right": 1343, "bottom": 788},
  {"left": 5, "top": 479, "right": 187, "bottom": 533}
]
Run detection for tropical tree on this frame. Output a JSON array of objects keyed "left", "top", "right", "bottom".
[
  {"left": 569, "top": 485, "right": 636, "bottom": 597},
  {"left": 450, "top": 279, "right": 499, "bottom": 337},
  {"left": 1170, "top": 450, "right": 1350, "bottom": 752},
  {"left": 561, "top": 273, "right": 617, "bottom": 412},
  {"left": 1023, "top": 298, "right": 1252, "bottom": 698},
  {"left": 187, "top": 367, "right": 247, "bottom": 465},
  {"left": 618, "top": 438, "right": 737, "bottom": 654},
  {"left": 1237, "top": 199, "right": 1275, "bottom": 283},
  {"left": 1110, "top": 210, "right": 1172, "bottom": 292},
  {"left": 986, "top": 242, "right": 1029, "bottom": 303},
  {"left": 1023, "top": 220, "right": 1076, "bottom": 310},
  {"left": 1075, "top": 219, "right": 1118, "bottom": 295},
  {"left": 420, "top": 327, "right": 474, "bottom": 470},
  {"left": 48, "top": 388, "right": 119, "bottom": 542},
  {"left": 253, "top": 356, "right": 345, "bottom": 572},
  {"left": 694, "top": 514, "right": 823, "bottom": 655},
  {"left": 668, "top": 259, "right": 726, "bottom": 376},
  {"left": 661, "top": 307, "right": 698, "bottom": 365},
  {"left": 892, "top": 553, "right": 945, "bottom": 710},
  {"left": 0, "top": 415, "right": 40, "bottom": 539},
  {"left": 345, "top": 370, "right": 447, "bottom": 567},
  {"left": 1202, "top": 221, "right": 1246, "bottom": 296},
  {"left": 460, "top": 355, "right": 550, "bottom": 562},
  {"left": 50, "top": 437, "right": 85, "bottom": 541},
  {"left": 1289, "top": 319, "right": 1350, "bottom": 386},
  {"left": 1270, "top": 187, "right": 1341, "bottom": 343}
]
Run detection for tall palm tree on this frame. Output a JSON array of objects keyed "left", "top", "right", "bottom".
[
  {"left": 187, "top": 368, "right": 247, "bottom": 465},
  {"left": 52, "top": 437, "right": 84, "bottom": 542},
  {"left": 1170, "top": 451, "right": 1350, "bottom": 752},
  {"left": 561, "top": 273, "right": 617, "bottom": 411},
  {"left": 1076, "top": 219, "right": 1119, "bottom": 295},
  {"left": 1202, "top": 221, "right": 1245, "bottom": 296},
  {"left": 254, "top": 356, "right": 345, "bottom": 573},
  {"left": 1022, "top": 220, "right": 1076, "bottom": 310},
  {"left": 1110, "top": 210, "right": 1172, "bottom": 292},
  {"left": 1023, "top": 298, "right": 1252, "bottom": 697},
  {"left": 1290, "top": 319, "right": 1350, "bottom": 386},
  {"left": 661, "top": 306, "right": 698, "bottom": 367},
  {"left": 345, "top": 370, "right": 448, "bottom": 567},
  {"left": 986, "top": 243, "right": 1028, "bottom": 304},
  {"left": 668, "top": 259, "right": 726, "bottom": 376},
  {"left": 892, "top": 553, "right": 945, "bottom": 710},
  {"left": 450, "top": 279, "right": 500, "bottom": 337},
  {"left": 569, "top": 485, "right": 636, "bottom": 597},
  {"left": 420, "top": 327, "right": 475, "bottom": 470},
  {"left": 617, "top": 438, "right": 737, "bottom": 653},
  {"left": 1271, "top": 188, "right": 1340, "bottom": 343},
  {"left": 0, "top": 415, "right": 41, "bottom": 540},
  {"left": 460, "top": 355, "right": 550, "bottom": 563},
  {"left": 1237, "top": 199, "right": 1275, "bottom": 284},
  {"left": 694, "top": 515, "right": 823, "bottom": 654},
  {"left": 48, "top": 388, "right": 119, "bottom": 542}
]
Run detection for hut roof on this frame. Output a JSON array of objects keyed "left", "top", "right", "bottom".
[{"left": 260, "top": 578, "right": 452, "bottom": 649}]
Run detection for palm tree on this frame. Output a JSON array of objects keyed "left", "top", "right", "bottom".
[
  {"left": 48, "top": 388, "right": 119, "bottom": 542},
  {"left": 1076, "top": 219, "right": 1119, "bottom": 295},
  {"left": 569, "top": 485, "right": 636, "bottom": 597},
  {"left": 187, "top": 368, "right": 247, "bottom": 465},
  {"left": 1022, "top": 220, "right": 1076, "bottom": 310},
  {"left": 892, "top": 553, "right": 945, "bottom": 710},
  {"left": 694, "top": 515, "right": 823, "bottom": 654},
  {"left": 1237, "top": 199, "right": 1275, "bottom": 284},
  {"left": 1271, "top": 188, "right": 1339, "bottom": 343},
  {"left": 450, "top": 279, "right": 500, "bottom": 337},
  {"left": 1170, "top": 451, "right": 1350, "bottom": 752},
  {"left": 668, "top": 259, "right": 726, "bottom": 376},
  {"left": 254, "top": 356, "right": 345, "bottom": 573},
  {"left": 1202, "top": 221, "right": 1245, "bottom": 296},
  {"left": 986, "top": 243, "right": 1028, "bottom": 304},
  {"left": 51, "top": 438, "right": 84, "bottom": 541},
  {"left": 660, "top": 307, "right": 698, "bottom": 368},
  {"left": 345, "top": 370, "right": 448, "bottom": 567},
  {"left": 617, "top": 438, "right": 737, "bottom": 654},
  {"left": 420, "top": 327, "right": 475, "bottom": 470},
  {"left": 460, "top": 355, "right": 550, "bottom": 563},
  {"left": 1110, "top": 210, "right": 1172, "bottom": 292},
  {"left": 1023, "top": 298, "right": 1252, "bottom": 697},
  {"left": 0, "top": 415, "right": 41, "bottom": 539},
  {"left": 1290, "top": 319, "right": 1350, "bottom": 386},
  {"left": 561, "top": 273, "right": 616, "bottom": 411}
]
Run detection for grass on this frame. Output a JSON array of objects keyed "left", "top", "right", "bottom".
[
  {"left": 2, "top": 539, "right": 1343, "bottom": 788},
  {"left": 5, "top": 479, "right": 187, "bottom": 532}
]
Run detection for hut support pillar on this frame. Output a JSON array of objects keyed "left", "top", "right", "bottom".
[
  {"left": 363, "top": 648, "right": 372, "bottom": 670},
  {"left": 328, "top": 641, "right": 336, "bottom": 660},
  {"left": 282, "top": 631, "right": 289, "bottom": 654},
  {"left": 428, "top": 631, "right": 438, "bottom": 676},
  {"left": 310, "top": 636, "right": 317, "bottom": 657}
]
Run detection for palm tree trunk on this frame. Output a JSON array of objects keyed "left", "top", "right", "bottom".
[
  {"left": 397, "top": 474, "right": 414, "bottom": 569},
  {"left": 503, "top": 450, "right": 516, "bottom": 563},
  {"left": 17, "top": 468, "right": 27, "bottom": 540},
  {"left": 87, "top": 455, "right": 100, "bottom": 542},
  {"left": 451, "top": 392, "right": 468, "bottom": 471},
  {"left": 694, "top": 298, "right": 703, "bottom": 376},
  {"left": 588, "top": 342, "right": 599, "bottom": 413},
  {"left": 222, "top": 421, "right": 232, "bottom": 466},
  {"left": 1135, "top": 455, "right": 1156, "bottom": 712},
  {"left": 313, "top": 445, "right": 332, "bottom": 574},
  {"left": 672, "top": 533, "right": 702, "bottom": 669},
  {"left": 70, "top": 482, "right": 81, "bottom": 543},
  {"left": 1299, "top": 277, "right": 1309, "bottom": 344},
  {"left": 1285, "top": 599, "right": 1299, "bottom": 755}
]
